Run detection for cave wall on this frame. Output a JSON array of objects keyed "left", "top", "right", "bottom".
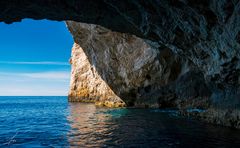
[
  {"left": 67, "top": 21, "right": 210, "bottom": 109},
  {"left": 66, "top": 22, "right": 240, "bottom": 128}
]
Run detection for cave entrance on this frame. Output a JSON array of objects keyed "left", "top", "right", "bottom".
[{"left": 0, "top": 19, "right": 73, "bottom": 96}]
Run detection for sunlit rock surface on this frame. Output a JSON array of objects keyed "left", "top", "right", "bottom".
[
  {"left": 67, "top": 22, "right": 210, "bottom": 109},
  {"left": 68, "top": 43, "right": 125, "bottom": 107}
]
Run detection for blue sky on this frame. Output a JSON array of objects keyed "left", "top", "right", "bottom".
[{"left": 0, "top": 19, "right": 74, "bottom": 96}]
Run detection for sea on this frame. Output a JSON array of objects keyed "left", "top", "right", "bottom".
[{"left": 0, "top": 96, "right": 240, "bottom": 147}]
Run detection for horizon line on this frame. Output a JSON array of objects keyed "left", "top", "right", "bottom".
[
  {"left": 0, "top": 61, "right": 69, "bottom": 66},
  {"left": 0, "top": 95, "right": 68, "bottom": 97}
]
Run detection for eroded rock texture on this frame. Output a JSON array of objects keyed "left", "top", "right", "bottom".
[
  {"left": 68, "top": 43, "right": 125, "bottom": 107},
  {"left": 67, "top": 22, "right": 210, "bottom": 109},
  {"left": 1, "top": 0, "right": 240, "bottom": 128}
]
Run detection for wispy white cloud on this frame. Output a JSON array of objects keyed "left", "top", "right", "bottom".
[
  {"left": 0, "top": 71, "right": 70, "bottom": 80},
  {"left": 0, "top": 71, "right": 70, "bottom": 96},
  {"left": 0, "top": 61, "right": 69, "bottom": 66},
  {"left": 21, "top": 71, "right": 70, "bottom": 80}
]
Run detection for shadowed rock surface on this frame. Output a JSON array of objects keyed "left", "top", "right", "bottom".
[
  {"left": 1, "top": 0, "right": 240, "bottom": 128},
  {"left": 67, "top": 22, "right": 210, "bottom": 109}
]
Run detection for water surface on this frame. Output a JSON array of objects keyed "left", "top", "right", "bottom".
[{"left": 0, "top": 96, "right": 240, "bottom": 147}]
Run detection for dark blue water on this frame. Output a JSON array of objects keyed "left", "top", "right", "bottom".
[{"left": 0, "top": 97, "right": 240, "bottom": 147}]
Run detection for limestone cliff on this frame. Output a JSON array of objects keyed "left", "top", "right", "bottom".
[
  {"left": 67, "top": 22, "right": 210, "bottom": 108},
  {"left": 68, "top": 22, "right": 178, "bottom": 106},
  {"left": 68, "top": 43, "right": 125, "bottom": 107},
  {"left": 67, "top": 21, "right": 240, "bottom": 128}
]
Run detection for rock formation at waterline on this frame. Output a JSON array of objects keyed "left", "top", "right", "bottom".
[
  {"left": 1, "top": 0, "right": 240, "bottom": 128},
  {"left": 67, "top": 22, "right": 209, "bottom": 109},
  {"left": 66, "top": 22, "right": 240, "bottom": 128},
  {"left": 68, "top": 42, "right": 126, "bottom": 107}
]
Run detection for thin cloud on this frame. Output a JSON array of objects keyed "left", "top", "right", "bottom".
[
  {"left": 0, "top": 71, "right": 70, "bottom": 80},
  {"left": 0, "top": 61, "right": 69, "bottom": 66},
  {"left": 0, "top": 71, "right": 70, "bottom": 96},
  {"left": 22, "top": 71, "right": 70, "bottom": 80}
]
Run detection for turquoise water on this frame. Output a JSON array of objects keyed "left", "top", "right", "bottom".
[{"left": 0, "top": 96, "right": 240, "bottom": 147}]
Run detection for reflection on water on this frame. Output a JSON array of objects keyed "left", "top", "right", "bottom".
[
  {"left": 0, "top": 97, "right": 240, "bottom": 147},
  {"left": 68, "top": 102, "right": 240, "bottom": 148},
  {"left": 68, "top": 103, "right": 128, "bottom": 147}
]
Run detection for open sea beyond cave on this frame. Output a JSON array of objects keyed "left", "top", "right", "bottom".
[{"left": 0, "top": 97, "right": 240, "bottom": 147}]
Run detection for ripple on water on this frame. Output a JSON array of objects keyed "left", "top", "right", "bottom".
[{"left": 0, "top": 97, "right": 240, "bottom": 147}]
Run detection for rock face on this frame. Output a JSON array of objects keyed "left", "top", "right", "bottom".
[
  {"left": 68, "top": 42, "right": 125, "bottom": 107},
  {"left": 67, "top": 21, "right": 210, "bottom": 109},
  {"left": 66, "top": 19, "right": 240, "bottom": 128},
  {"left": 0, "top": 0, "right": 240, "bottom": 128},
  {"left": 67, "top": 22, "right": 183, "bottom": 107}
]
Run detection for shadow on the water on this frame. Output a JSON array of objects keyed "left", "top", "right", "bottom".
[{"left": 67, "top": 103, "right": 240, "bottom": 147}]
